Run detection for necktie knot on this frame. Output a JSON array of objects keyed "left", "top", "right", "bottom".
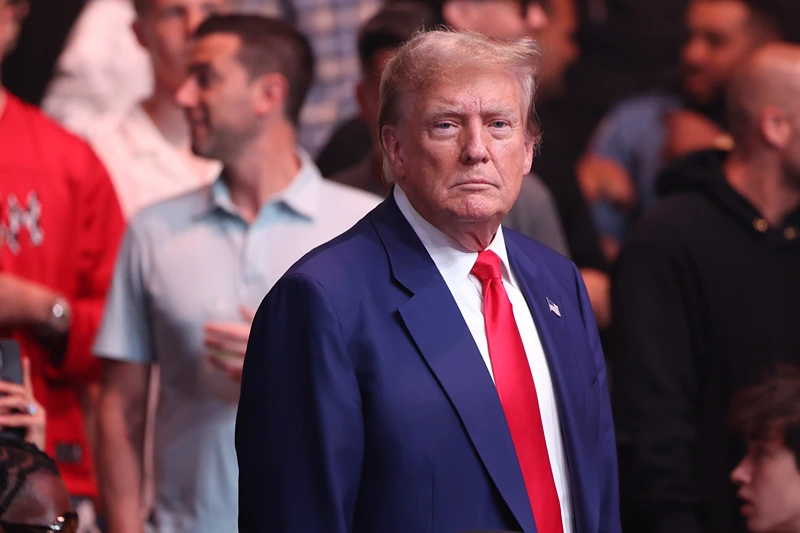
[{"left": 471, "top": 250, "right": 503, "bottom": 283}]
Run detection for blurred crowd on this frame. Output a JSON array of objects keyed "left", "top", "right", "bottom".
[{"left": 0, "top": 0, "right": 798, "bottom": 532}]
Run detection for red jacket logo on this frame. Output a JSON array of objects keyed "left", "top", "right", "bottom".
[{"left": 0, "top": 192, "right": 44, "bottom": 254}]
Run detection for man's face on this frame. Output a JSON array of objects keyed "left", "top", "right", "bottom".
[
  {"left": 732, "top": 438, "right": 800, "bottom": 533},
  {"left": 444, "top": 0, "right": 548, "bottom": 40},
  {"left": 357, "top": 48, "right": 396, "bottom": 153},
  {"left": 681, "top": 0, "right": 763, "bottom": 105},
  {"left": 176, "top": 33, "right": 261, "bottom": 161},
  {"left": 537, "top": 0, "right": 578, "bottom": 99},
  {"left": 383, "top": 70, "right": 534, "bottom": 232},
  {"left": 0, "top": 0, "right": 25, "bottom": 63},
  {"left": 135, "top": 0, "right": 230, "bottom": 95}
]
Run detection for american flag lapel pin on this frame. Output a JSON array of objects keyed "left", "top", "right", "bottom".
[{"left": 546, "top": 297, "right": 561, "bottom": 317}]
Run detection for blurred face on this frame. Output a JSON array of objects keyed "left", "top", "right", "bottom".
[
  {"left": 537, "top": 0, "right": 579, "bottom": 99},
  {"left": 357, "top": 48, "right": 396, "bottom": 153},
  {"left": 176, "top": 33, "right": 262, "bottom": 162},
  {"left": 382, "top": 70, "right": 534, "bottom": 236},
  {"left": 135, "top": 0, "right": 230, "bottom": 95},
  {"left": 0, "top": 0, "right": 26, "bottom": 64},
  {"left": 732, "top": 438, "right": 800, "bottom": 533},
  {"left": 681, "top": 0, "right": 764, "bottom": 105},
  {"left": 444, "top": 0, "right": 548, "bottom": 40}
]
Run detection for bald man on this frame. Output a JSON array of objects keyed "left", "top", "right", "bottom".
[{"left": 609, "top": 43, "right": 800, "bottom": 533}]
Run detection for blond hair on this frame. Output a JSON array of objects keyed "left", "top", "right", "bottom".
[{"left": 378, "top": 29, "right": 543, "bottom": 150}]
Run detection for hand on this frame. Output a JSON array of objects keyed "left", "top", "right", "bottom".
[
  {"left": 204, "top": 306, "right": 256, "bottom": 382},
  {"left": 577, "top": 155, "right": 637, "bottom": 210},
  {"left": 663, "top": 110, "right": 733, "bottom": 161},
  {"left": 0, "top": 357, "right": 46, "bottom": 449},
  {"left": 0, "top": 273, "right": 57, "bottom": 329}
]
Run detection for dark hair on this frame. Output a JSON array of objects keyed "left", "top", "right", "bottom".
[
  {"left": 357, "top": 2, "right": 442, "bottom": 76},
  {"left": 0, "top": 438, "right": 60, "bottom": 518},
  {"left": 737, "top": 0, "right": 800, "bottom": 43},
  {"left": 193, "top": 14, "right": 314, "bottom": 125},
  {"left": 729, "top": 365, "right": 800, "bottom": 469}
]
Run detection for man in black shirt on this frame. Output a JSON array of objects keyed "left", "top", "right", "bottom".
[{"left": 610, "top": 43, "right": 800, "bottom": 533}]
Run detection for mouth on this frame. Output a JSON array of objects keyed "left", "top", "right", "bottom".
[{"left": 453, "top": 178, "right": 497, "bottom": 189}]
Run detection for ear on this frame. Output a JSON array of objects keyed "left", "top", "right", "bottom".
[
  {"left": 380, "top": 124, "right": 407, "bottom": 182},
  {"left": 442, "top": 0, "right": 473, "bottom": 29},
  {"left": 253, "top": 72, "right": 288, "bottom": 118},
  {"left": 132, "top": 18, "right": 147, "bottom": 49},
  {"left": 761, "top": 106, "right": 791, "bottom": 149},
  {"left": 523, "top": 135, "right": 535, "bottom": 175}
]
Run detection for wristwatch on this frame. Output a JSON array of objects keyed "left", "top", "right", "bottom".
[{"left": 48, "top": 297, "right": 71, "bottom": 335}]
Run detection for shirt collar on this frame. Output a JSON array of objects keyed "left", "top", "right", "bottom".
[
  {"left": 393, "top": 185, "right": 517, "bottom": 289},
  {"left": 204, "top": 147, "right": 322, "bottom": 222}
]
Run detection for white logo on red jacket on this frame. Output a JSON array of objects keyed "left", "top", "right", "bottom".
[{"left": 0, "top": 192, "right": 44, "bottom": 254}]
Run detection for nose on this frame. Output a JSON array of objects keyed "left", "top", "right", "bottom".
[
  {"left": 175, "top": 76, "right": 198, "bottom": 108},
  {"left": 460, "top": 124, "right": 490, "bottom": 165},
  {"left": 731, "top": 457, "right": 752, "bottom": 486},
  {"left": 682, "top": 37, "right": 706, "bottom": 68},
  {"left": 526, "top": 3, "right": 549, "bottom": 33},
  {"left": 185, "top": 7, "right": 207, "bottom": 37}
]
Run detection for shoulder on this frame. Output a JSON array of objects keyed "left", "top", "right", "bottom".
[
  {"left": 314, "top": 178, "right": 382, "bottom": 225},
  {"left": 127, "top": 186, "right": 211, "bottom": 240},
  {"left": 604, "top": 91, "right": 683, "bottom": 120},
  {"left": 505, "top": 227, "right": 575, "bottom": 274},
  {"left": 11, "top": 96, "right": 98, "bottom": 157},
  {"left": 624, "top": 191, "right": 715, "bottom": 253}
]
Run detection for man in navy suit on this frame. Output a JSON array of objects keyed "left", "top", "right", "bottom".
[{"left": 236, "top": 29, "right": 621, "bottom": 533}]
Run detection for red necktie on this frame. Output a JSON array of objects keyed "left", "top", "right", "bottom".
[{"left": 471, "top": 250, "right": 563, "bottom": 533}]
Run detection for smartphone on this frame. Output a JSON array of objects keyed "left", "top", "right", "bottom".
[{"left": 0, "top": 339, "right": 25, "bottom": 441}]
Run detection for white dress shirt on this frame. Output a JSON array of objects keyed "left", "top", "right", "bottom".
[
  {"left": 394, "top": 185, "right": 574, "bottom": 533},
  {"left": 89, "top": 105, "right": 221, "bottom": 219},
  {"left": 43, "top": 0, "right": 153, "bottom": 139}
]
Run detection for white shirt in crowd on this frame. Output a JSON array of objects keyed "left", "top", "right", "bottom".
[
  {"left": 393, "top": 185, "right": 574, "bottom": 533},
  {"left": 90, "top": 105, "right": 221, "bottom": 219},
  {"left": 43, "top": 0, "right": 152, "bottom": 139}
]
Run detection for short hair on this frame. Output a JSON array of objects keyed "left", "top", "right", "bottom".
[
  {"left": 378, "top": 29, "right": 542, "bottom": 147},
  {"left": 193, "top": 14, "right": 314, "bottom": 126},
  {"left": 696, "top": 0, "right": 800, "bottom": 43},
  {"left": 729, "top": 365, "right": 800, "bottom": 469},
  {"left": 357, "top": 2, "right": 443, "bottom": 77},
  {"left": 0, "top": 438, "right": 60, "bottom": 518}
]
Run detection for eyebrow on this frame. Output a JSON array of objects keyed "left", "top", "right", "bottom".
[{"left": 422, "top": 105, "right": 519, "bottom": 123}]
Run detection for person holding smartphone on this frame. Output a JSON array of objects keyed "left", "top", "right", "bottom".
[{"left": 0, "top": 355, "right": 45, "bottom": 450}]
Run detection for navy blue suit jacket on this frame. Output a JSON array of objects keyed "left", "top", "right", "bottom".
[{"left": 236, "top": 193, "right": 621, "bottom": 533}]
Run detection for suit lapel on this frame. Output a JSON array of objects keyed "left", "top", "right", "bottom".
[
  {"left": 370, "top": 194, "right": 537, "bottom": 533},
  {"left": 505, "top": 233, "right": 597, "bottom": 532}
]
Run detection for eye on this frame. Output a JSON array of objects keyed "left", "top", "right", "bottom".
[
  {"left": 491, "top": 121, "right": 510, "bottom": 129},
  {"left": 435, "top": 123, "right": 453, "bottom": 130}
]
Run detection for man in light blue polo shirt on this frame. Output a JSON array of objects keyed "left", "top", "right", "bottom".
[{"left": 92, "top": 14, "right": 380, "bottom": 533}]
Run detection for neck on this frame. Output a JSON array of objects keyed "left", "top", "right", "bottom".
[
  {"left": 224, "top": 124, "right": 301, "bottom": 224},
  {"left": 141, "top": 85, "right": 190, "bottom": 148},
  {"left": 444, "top": 222, "right": 500, "bottom": 252},
  {"left": 724, "top": 151, "right": 800, "bottom": 226}
]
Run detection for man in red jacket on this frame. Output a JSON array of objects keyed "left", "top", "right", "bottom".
[{"left": 0, "top": 0, "right": 125, "bottom": 517}]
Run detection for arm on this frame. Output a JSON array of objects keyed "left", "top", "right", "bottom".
[
  {"left": 236, "top": 274, "right": 364, "bottom": 533},
  {"left": 573, "top": 263, "right": 621, "bottom": 533},
  {"left": 609, "top": 242, "right": 702, "bottom": 533},
  {"left": 96, "top": 360, "right": 150, "bottom": 533},
  {"left": 48, "top": 145, "right": 125, "bottom": 381},
  {"left": 92, "top": 223, "right": 153, "bottom": 533}
]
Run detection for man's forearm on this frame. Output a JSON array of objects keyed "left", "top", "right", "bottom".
[{"left": 97, "top": 396, "right": 146, "bottom": 533}]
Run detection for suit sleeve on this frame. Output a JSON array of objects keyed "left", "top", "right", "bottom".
[
  {"left": 236, "top": 273, "right": 364, "bottom": 533},
  {"left": 572, "top": 263, "right": 622, "bottom": 533},
  {"left": 609, "top": 242, "right": 702, "bottom": 533},
  {"left": 46, "top": 144, "right": 125, "bottom": 382}
]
